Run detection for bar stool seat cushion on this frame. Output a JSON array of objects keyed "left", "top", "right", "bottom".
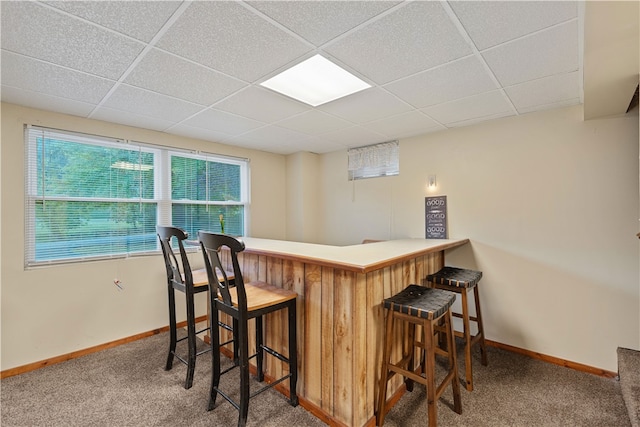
[
  {"left": 426, "top": 266, "right": 482, "bottom": 289},
  {"left": 383, "top": 284, "right": 455, "bottom": 320}
]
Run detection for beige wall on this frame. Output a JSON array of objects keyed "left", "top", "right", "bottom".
[
  {"left": 285, "top": 151, "right": 320, "bottom": 243},
  {"left": 2, "top": 102, "right": 638, "bottom": 374},
  {"left": 317, "top": 105, "right": 639, "bottom": 372},
  {"left": 0, "top": 103, "right": 287, "bottom": 371}
]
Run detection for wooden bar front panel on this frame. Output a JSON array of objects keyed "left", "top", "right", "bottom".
[{"left": 216, "top": 249, "right": 444, "bottom": 427}]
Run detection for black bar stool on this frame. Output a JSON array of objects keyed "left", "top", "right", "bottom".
[
  {"left": 157, "top": 226, "right": 212, "bottom": 390},
  {"left": 426, "top": 266, "right": 487, "bottom": 391},
  {"left": 198, "top": 231, "right": 298, "bottom": 427},
  {"left": 377, "top": 285, "right": 462, "bottom": 427},
  {"left": 157, "top": 226, "right": 236, "bottom": 389}
]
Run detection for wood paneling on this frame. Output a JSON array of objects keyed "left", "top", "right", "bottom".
[
  {"left": 321, "top": 266, "right": 335, "bottom": 414},
  {"left": 217, "top": 245, "right": 448, "bottom": 426},
  {"left": 304, "top": 264, "right": 322, "bottom": 404}
]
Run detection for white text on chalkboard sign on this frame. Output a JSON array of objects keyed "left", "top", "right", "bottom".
[{"left": 425, "top": 196, "right": 447, "bottom": 239}]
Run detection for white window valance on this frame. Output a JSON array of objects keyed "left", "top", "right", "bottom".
[{"left": 347, "top": 140, "right": 399, "bottom": 180}]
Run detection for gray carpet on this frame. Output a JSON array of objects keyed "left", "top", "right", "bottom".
[
  {"left": 382, "top": 344, "right": 630, "bottom": 427},
  {"left": 618, "top": 347, "right": 640, "bottom": 427},
  {"left": 0, "top": 333, "right": 319, "bottom": 427},
  {"left": 1, "top": 332, "right": 631, "bottom": 426}
]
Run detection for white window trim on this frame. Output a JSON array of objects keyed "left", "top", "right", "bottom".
[{"left": 24, "top": 125, "right": 249, "bottom": 267}]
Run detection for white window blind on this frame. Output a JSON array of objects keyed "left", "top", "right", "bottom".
[
  {"left": 25, "top": 126, "right": 159, "bottom": 265},
  {"left": 169, "top": 151, "right": 247, "bottom": 237},
  {"left": 24, "top": 125, "right": 248, "bottom": 266},
  {"left": 348, "top": 140, "right": 399, "bottom": 180}
]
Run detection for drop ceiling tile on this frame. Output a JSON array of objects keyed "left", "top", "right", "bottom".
[
  {"left": 295, "top": 136, "right": 349, "bottom": 154},
  {"left": 322, "top": 126, "right": 388, "bottom": 147},
  {"left": 276, "top": 110, "right": 353, "bottom": 135},
  {"left": 168, "top": 125, "right": 230, "bottom": 144},
  {"left": 516, "top": 98, "right": 581, "bottom": 115},
  {"left": 1, "top": 51, "right": 115, "bottom": 104},
  {"left": 450, "top": 1, "right": 578, "bottom": 50},
  {"left": 324, "top": 1, "right": 472, "bottom": 84},
  {"left": 384, "top": 56, "right": 497, "bottom": 108},
  {"left": 483, "top": 21, "right": 579, "bottom": 87},
  {"left": 180, "top": 108, "right": 265, "bottom": 136},
  {"left": 220, "top": 135, "right": 270, "bottom": 153},
  {"left": 91, "top": 107, "right": 175, "bottom": 132},
  {"left": 156, "top": 1, "right": 312, "bottom": 83},
  {"left": 124, "top": 49, "right": 247, "bottom": 106},
  {"left": 222, "top": 136, "right": 294, "bottom": 155},
  {"left": 505, "top": 71, "right": 581, "bottom": 113},
  {"left": 214, "top": 86, "right": 310, "bottom": 123},
  {"left": 446, "top": 111, "right": 516, "bottom": 129},
  {"left": 318, "top": 87, "right": 412, "bottom": 124},
  {"left": 238, "top": 125, "right": 310, "bottom": 145},
  {"left": 1, "top": 1, "right": 144, "bottom": 80},
  {"left": 1, "top": 86, "right": 97, "bottom": 117},
  {"left": 43, "top": 1, "right": 183, "bottom": 42},
  {"left": 101, "top": 84, "right": 204, "bottom": 122},
  {"left": 0, "top": 1, "right": 587, "bottom": 156},
  {"left": 366, "top": 111, "right": 442, "bottom": 139},
  {"left": 247, "top": 1, "right": 400, "bottom": 46},
  {"left": 227, "top": 125, "right": 313, "bottom": 154},
  {"left": 423, "top": 90, "right": 514, "bottom": 125}
]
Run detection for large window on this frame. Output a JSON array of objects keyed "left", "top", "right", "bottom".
[{"left": 25, "top": 126, "right": 248, "bottom": 266}]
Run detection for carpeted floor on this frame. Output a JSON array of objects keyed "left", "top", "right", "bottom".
[
  {"left": 382, "top": 344, "right": 630, "bottom": 427},
  {"left": 0, "top": 333, "right": 319, "bottom": 427},
  {"left": 0, "top": 331, "right": 631, "bottom": 426},
  {"left": 618, "top": 347, "right": 640, "bottom": 427}
]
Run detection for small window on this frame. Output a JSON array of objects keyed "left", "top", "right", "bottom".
[{"left": 347, "top": 140, "right": 399, "bottom": 180}]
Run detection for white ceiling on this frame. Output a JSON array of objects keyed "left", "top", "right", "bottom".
[{"left": 1, "top": 1, "right": 585, "bottom": 155}]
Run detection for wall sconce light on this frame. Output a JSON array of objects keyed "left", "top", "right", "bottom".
[{"left": 428, "top": 175, "right": 437, "bottom": 189}]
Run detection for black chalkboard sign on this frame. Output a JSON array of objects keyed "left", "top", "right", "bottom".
[{"left": 425, "top": 196, "right": 447, "bottom": 239}]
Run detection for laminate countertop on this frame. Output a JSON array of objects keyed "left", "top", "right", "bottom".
[{"left": 236, "top": 237, "right": 469, "bottom": 274}]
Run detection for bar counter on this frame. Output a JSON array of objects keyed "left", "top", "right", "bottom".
[{"left": 215, "top": 237, "right": 469, "bottom": 427}]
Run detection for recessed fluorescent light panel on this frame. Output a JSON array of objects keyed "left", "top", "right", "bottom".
[{"left": 260, "top": 55, "right": 371, "bottom": 107}]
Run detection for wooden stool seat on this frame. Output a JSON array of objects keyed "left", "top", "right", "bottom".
[
  {"left": 377, "top": 285, "right": 462, "bottom": 427},
  {"left": 426, "top": 266, "right": 487, "bottom": 391}
]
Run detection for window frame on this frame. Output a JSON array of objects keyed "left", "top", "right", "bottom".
[
  {"left": 24, "top": 125, "right": 249, "bottom": 268},
  {"left": 165, "top": 150, "right": 249, "bottom": 238}
]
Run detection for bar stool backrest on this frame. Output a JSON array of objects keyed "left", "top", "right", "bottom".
[
  {"left": 198, "top": 232, "right": 248, "bottom": 313},
  {"left": 157, "top": 226, "right": 193, "bottom": 290}
]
